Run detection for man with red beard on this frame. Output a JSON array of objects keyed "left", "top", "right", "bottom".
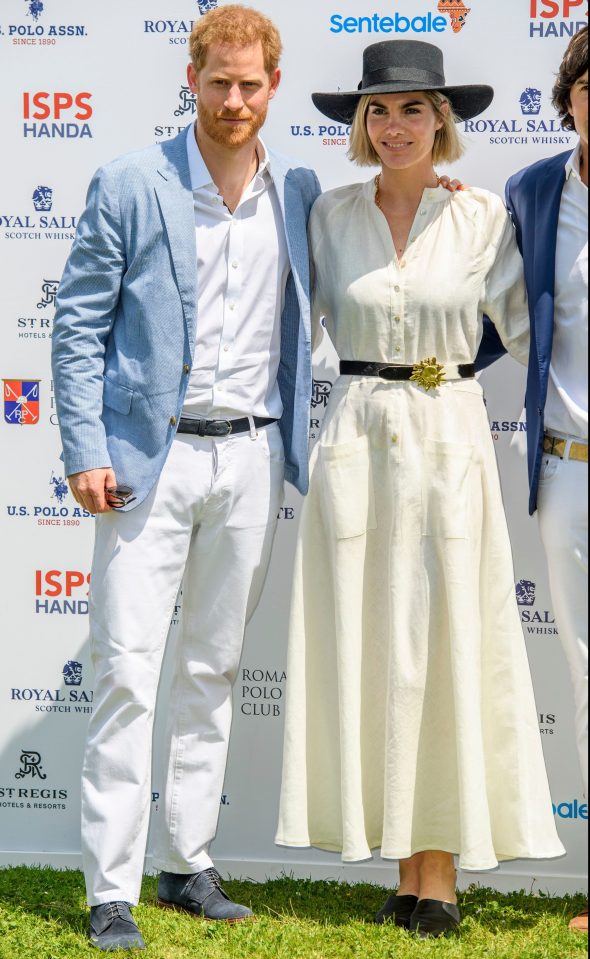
[{"left": 52, "top": 6, "right": 320, "bottom": 951}]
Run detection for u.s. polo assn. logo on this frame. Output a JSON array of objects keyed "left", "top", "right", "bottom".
[{"left": 26, "top": 0, "right": 44, "bottom": 21}]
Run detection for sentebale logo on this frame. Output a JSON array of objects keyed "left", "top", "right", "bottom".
[{"left": 437, "top": 0, "right": 471, "bottom": 32}]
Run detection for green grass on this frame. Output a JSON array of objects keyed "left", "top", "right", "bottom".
[{"left": 0, "top": 868, "right": 586, "bottom": 958}]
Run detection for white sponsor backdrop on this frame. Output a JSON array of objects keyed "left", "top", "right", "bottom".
[{"left": 0, "top": 0, "right": 587, "bottom": 895}]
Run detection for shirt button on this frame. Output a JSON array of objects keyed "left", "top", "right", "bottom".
[
  {"left": 170, "top": 416, "right": 177, "bottom": 427},
  {"left": 183, "top": 364, "right": 190, "bottom": 374},
  {"left": 394, "top": 285, "right": 401, "bottom": 293},
  {"left": 420, "top": 209, "right": 427, "bottom": 216},
  {"left": 395, "top": 346, "right": 401, "bottom": 354},
  {"left": 232, "top": 261, "right": 239, "bottom": 269},
  {"left": 400, "top": 260, "right": 406, "bottom": 269},
  {"left": 224, "top": 345, "right": 230, "bottom": 352},
  {"left": 394, "top": 316, "right": 401, "bottom": 323},
  {"left": 391, "top": 434, "right": 398, "bottom": 444},
  {"left": 229, "top": 302, "right": 236, "bottom": 311}
]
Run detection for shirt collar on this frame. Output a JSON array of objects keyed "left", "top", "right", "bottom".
[
  {"left": 186, "top": 121, "right": 272, "bottom": 193},
  {"left": 565, "top": 141, "right": 583, "bottom": 182}
]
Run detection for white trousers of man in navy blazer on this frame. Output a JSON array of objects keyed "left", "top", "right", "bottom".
[{"left": 52, "top": 8, "right": 320, "bottom": 947}]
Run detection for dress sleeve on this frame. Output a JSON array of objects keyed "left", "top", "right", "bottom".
[
  {"left": 309, "top": 201, "right": 330, "bottom": 351},
  {"left": 479, "top": 205, "right": 530, "bottom": 367}
]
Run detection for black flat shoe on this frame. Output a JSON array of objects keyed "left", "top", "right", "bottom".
[
  {"left": 375, "top": 893, "right": 419, "bottom": 927},
  {"left": 410, "top": 898, "right": 461, "bottom": 938}
]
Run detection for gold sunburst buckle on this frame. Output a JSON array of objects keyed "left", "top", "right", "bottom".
[{"left": 410, "top": 357, "right": 446, "bottom": 391}]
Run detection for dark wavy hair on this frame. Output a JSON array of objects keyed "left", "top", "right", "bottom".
[{"left": 552, "top": 26, "right": 588, "bottom": 131}]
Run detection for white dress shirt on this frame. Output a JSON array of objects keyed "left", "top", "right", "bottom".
[
  {"left": 182, "top": 124, "right": 289, "bottom": 420},
  {"left": 545, "top": 142, "right": 588, "bottom": 439}
]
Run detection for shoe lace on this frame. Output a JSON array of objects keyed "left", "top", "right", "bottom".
[
  {"left": 201, "top": 868, "right": 222, "bottom": 890},
  {"left": 108, "top": 902, "right": 130, "bottom": 920}
]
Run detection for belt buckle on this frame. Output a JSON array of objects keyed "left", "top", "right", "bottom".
[
  {"left": 211, "top": 419, "right": 232, "bottom": 437},
  {"left": 410, "top": 356, "right": 446, "bottom": 391}
]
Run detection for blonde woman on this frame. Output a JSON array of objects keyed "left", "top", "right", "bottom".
[{"left": 276, "top": 40, "right": 564, "bottom": 938}]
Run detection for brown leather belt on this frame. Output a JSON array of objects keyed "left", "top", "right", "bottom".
[{"left": 543, "top": 432, "right": 588, "bottom": 463}]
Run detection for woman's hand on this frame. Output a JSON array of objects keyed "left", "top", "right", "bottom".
[{"left": 438, "top": 175, "right": 468, "bottom": 192}]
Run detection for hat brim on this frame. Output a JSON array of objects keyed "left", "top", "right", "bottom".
[{"left": 312, "top": 83, "right": 494, "bottom": 125}]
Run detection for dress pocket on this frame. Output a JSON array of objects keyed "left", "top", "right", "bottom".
[
  {"left": 421, "top": 439, "right": 475, "bottom": 539},
  {"left": 319, "top": 434, "right": 377, "bottom": 539}
]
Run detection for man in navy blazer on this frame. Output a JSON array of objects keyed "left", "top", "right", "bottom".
[
  {"left": 478, "top": 27, "right": 588, "bottom": 934},
  {"left": 52, "top": 6, "right": 320, "bottom": 951}
]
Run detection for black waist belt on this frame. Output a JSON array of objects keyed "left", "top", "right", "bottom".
[
  {"left": 340, "top": 360, "right": 475, "bottom": 384},
  {"left": 177, "top": 416, "right": 277, "bottom": 438}
]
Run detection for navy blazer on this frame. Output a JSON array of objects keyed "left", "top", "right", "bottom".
[{"left": 476, "top": 149, "right": 572, "bottom": 515}]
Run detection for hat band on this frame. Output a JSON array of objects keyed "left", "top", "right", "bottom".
[{"left": 361, "top": 65, "right": 446, "bottom": 90}]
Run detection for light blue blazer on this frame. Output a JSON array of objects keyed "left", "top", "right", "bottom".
[{"left": 52, "top": 125, "right": 321, "bottom": 507}]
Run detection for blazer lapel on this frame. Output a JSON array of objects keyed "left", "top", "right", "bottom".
[
  {"left": 532, "top": 160, "right": 566, "bottom": 367},
  {"left": 270, "top": 153, "right": 311, "bottom": 337},
  {"left": 154, "top": 127, "right": 198, "bottom": 347}
]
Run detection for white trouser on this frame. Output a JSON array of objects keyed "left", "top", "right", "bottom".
[
  {"left": 537, "top": 439, "right": 588, "bottom": 795},
  {"left": 81, "top": 425, "right": 285, "bottom": 906}
]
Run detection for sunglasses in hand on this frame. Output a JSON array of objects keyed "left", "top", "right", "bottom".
[{"left": 105, "top": 485, "right": 136, "bottom": 509}]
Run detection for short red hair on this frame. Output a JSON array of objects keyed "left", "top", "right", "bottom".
[{"left": 190, "top": 4, "right": 283, "bottom": 75}]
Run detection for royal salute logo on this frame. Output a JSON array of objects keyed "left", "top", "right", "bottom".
[
  {"left": 463, "top": 87, "right": 575, "bottom": 147},
  {"left": 10, "top": 662, "right": 94, "bottom": 715},
  {"left": 529, "top": 0, "right": 588, "bottom": 39},
  {"left": 3, "top": 379, "right": 40, "bottom": 425},
  {"left": 4, "top": 1, "right": 87, "bottom": 45},
  {"left": 174, "top": 86, "right": 196, "bottom": 118},
  {"left": 515, "top": 579, "right": 559, "bottom": 635},
  {"left": 32, "top": 185, "right": 52, "bottom": 211},
  {"left": 63, "top": 661, "right": 83, "bottom": 687},
  {"left": 520, "top": 88, "right": 543, "bottom": 116},
  {"left": 22, "top": 90, "right": 93, "bottom": 138},
  {"left": 516, "top": 579, "right": 536, "bottom": 606},
  {"left": 144, "top": 0, "right": 217, "bottom": 46},
  {"left": 1, "top": 185, "right": 78, "bottom": 241}
]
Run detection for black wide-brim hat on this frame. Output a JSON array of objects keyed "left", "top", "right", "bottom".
[{"left": 312, "top": 40, "right": 493, "bottom": 125}]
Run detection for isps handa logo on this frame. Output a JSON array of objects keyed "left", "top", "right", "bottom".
[
  {"left": 516, "top": 579, "right": 559, "bottom": 635},
  {"left": 155, "top": 86, "right": 196, "bottom": 141},
  {"left": 144, "top": 0, "right": 218, "bottom": 46},
  {"left": 529, "top": 0, "right": 588, "bottom": 39},
  {"left": 1, "top": 185, "right": 78, "bottom": 241},
  {"left": 6, "top": 468, "right": 93, "bottom": 527},
  {"left": 22, "top": 91, "right": 93, "bottom": 139},
  {"left": 35, "top": 569, "right": 90, "bottom": 615},
  {"left": 5, "top": 1, "right": 87, "bottom": 46},
  {"left": 328, "top": 0, "right": 471, "bottom": 35},
  {"left": 463, "top": 87, "right": 576, "bottom": 147},
  {"left": 0, "top": 751, "right": 68, "bottom": 811},
  {"left": 10, "top": 662, "right": 94, "bottom": 716}
]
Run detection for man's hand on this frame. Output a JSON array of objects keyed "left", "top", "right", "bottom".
[
  {"left": 68, "top": 467, "right": 117, "bottom": 514},
  {"left": 438, "top": 175, "right": 468, "bottom": 193}
]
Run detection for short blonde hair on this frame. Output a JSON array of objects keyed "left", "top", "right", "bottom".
[
  {"left": 189, "top": 4, "right": 282, "bottom": 76},
  {"left": 348, "top": 91, "right": 464, "bottom": 166}
]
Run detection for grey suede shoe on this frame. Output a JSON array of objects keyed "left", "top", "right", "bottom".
[
  {"left": 157, "top": 868, "right": 253, "bottom": 922},
  {"left": 89, "top": 902, "right": 145, "bottom": 951}
]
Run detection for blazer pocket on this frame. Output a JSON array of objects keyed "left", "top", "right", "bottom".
[
  {"left": 319, "top": 434, "right": 377, "bottom": 539},
  {"left": 103, "top": 379, "right": 134, "bottom": 415},
  {"left": 421, "top": 439, "right": 475, "bottom": 539}
]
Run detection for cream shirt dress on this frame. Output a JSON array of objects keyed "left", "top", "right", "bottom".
[{"left": 276, "top": 181, "right": 565, "bottom": 870}]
